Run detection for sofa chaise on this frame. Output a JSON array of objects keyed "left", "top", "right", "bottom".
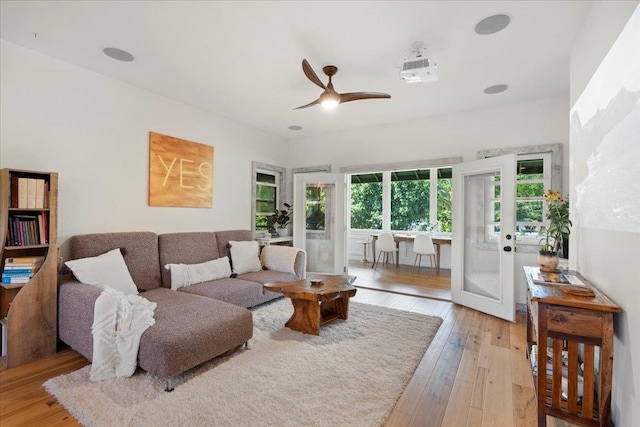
[{"left": 58, "top": 230, "right": 305, "bottom": 390}]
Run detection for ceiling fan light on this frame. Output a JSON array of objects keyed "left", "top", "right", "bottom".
[{"left": 321, "top": 99, "right": 339, "bottom": 109}]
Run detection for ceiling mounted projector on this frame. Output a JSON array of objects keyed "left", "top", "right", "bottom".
[{"left": 399, "top": 42, "right": 438, "bottom": 84}]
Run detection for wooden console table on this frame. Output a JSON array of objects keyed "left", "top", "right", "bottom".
[{"left": 523, "top": 266, "right": 621, "bottom": 426}]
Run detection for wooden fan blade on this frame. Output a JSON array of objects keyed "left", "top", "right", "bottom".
[
  {"left": 302, "top": 59, "right": 326, "bottom": 90},
  {"left": 340, "top": 92, "right": 391, "bottom": 104},
  {"left": 293, "top": 99, "right": 319, "bottom": 110}
]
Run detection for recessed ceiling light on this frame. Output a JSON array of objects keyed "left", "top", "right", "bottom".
[
  {"left": 484, "top": 84, "right": 509, "bottom": 94},
  {"left": 474, "top": 14, "right": 511, "bottom": 35},
  {"left": 103, "top": 47, "right": 134, "bottom": 62},
  {"left": 288, "top": 125, "right": 303, "bottom": 131}
]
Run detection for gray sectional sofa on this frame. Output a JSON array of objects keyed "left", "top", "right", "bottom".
[{"left": 58, "top": 230, "right": 305, "bottom": 390}]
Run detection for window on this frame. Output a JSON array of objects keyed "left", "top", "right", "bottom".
[
  {"left": 391, "top": 169, "right": 430, "bottom": 230},
  {"left": 251, "top": 162, "right": 285, "bottom": 233},
  {"left": 478, "top": 144, "right": 562, "bottom": 250},
  {"left": 436, "top": 168, "right": 453, "bottom": 233},
  {"left": 350, "top": 173, "right": 383, "bottom": 229},
  {"left": 255, "top": 170, "right": 278, "bottom": 231},
  {"left": 515, "top": 154, "right": 549, "bottom": 239},
  {"left": 349, "top": 166, "right": 453, "bottom": 233},
  {"left": 485, "top": 153, "right": 551, "bottom": 244}
]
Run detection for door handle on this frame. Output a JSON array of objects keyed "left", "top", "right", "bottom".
[{"left": 503, "top": 246, "right": 512, "bottom": 252}]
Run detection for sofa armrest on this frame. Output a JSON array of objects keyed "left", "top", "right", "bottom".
[
  {"left": 58, "top": 281, "right": 102, "bottom": 361},
  {"left": 261, "top": 245, "right": 306, "bottom": 280}
]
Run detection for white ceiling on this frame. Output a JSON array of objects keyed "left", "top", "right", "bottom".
[{"left": 0, "top": 1, "right": 592, "bottom": 140}]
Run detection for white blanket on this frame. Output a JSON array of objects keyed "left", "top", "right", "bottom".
[{"left": 90, "top": 287, "right": 156, "bottom": 382}]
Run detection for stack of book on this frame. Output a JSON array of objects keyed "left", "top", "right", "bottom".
[
  {"left": 6, "top": 212, "right": 48, "bottom": 246},
  {"left": 10, "top": 176, "right": 48, "bottom": 209},
  {"left": 1, "top": 256, "right": 45, "bottom": 284}
]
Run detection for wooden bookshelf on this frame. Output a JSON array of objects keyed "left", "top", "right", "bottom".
[{"left": 0, "top": 168, "right": 58, "bottom": 368}]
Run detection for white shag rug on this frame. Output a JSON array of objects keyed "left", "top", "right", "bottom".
[{"left": 44, "top": 299, "right": 442, "bottom": 427}]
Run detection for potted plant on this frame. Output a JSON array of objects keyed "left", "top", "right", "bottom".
[
  {"left": 538, "top": 189, "right": 571, "bottom": 271},
  {"left": 269, "top": 203, "right": 292, "bottom": 237}
]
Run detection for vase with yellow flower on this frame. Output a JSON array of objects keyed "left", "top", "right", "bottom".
[{"left": 538, "top": 189, "right": 571, "bottom": 272}]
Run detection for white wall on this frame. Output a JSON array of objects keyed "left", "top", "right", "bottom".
[
  {"left": 0, "top": 40, "right": 289, "bottom": 259},
  {"left": 288, "top": 96, "right": 569, "bottom": 173},
  {"left": 569, "top": 3, "right": 640, "bottom": 425},
  {"left": 289, "top": 96, "right": 570, "bottom": 303}
]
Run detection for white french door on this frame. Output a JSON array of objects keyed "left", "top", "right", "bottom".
[
  {"left": 293, "top": 173, "right": 347, "bottom": 274},
  {"left": 451, "top": 154, "right": 516, "bottom": 322}
]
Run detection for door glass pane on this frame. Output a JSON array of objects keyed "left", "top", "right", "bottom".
[
  {"left": 306, "top": 186, "right": 326, "bottom": 230},
  {"left": 305, "top": 183, "right": 334, "bottom": 273},
  {"left": 462, "top": 172, "right": 500, "bottom": 301}
]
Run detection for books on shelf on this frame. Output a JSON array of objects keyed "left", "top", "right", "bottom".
[
  {"left": 17, "top": 177, "right": 28, "bottom": 209},
  {"left": 9, "top": 176, "right": 47, "bottom": 209},
  {"left": 4, "top": 256, "right": 45, "bottom": 264},
  {"left": 532, "top": 271, "right": 585, "bottom": 286},
  {"left": 1, "top": 275, "right": 31, "bottom": 284},
  {"left": 26, "top": 178, "right": 37, "bottom": 208},
  {"left": 5, "top": 212, "right": 49, "bottom": 247},
  {"left": 35, "top": 178, "right": 45, "bottom": 209},
  {"left": 2, "top": 257, "right": 44, "bottom": 284}
]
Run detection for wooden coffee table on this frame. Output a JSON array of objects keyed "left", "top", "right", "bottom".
[{"left": 263, "top": 274, "right": 357, "bottom": 335}]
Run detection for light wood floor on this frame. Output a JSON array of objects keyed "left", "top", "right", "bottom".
[
  {"left": 349, "top": 259, "right": 452, "bottom": 301},
  {"left": 0, "top": 264, "right": 572, "bottom": 427}
]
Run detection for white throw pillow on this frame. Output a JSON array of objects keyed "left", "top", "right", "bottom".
[
  {"left": 228, "top": 240, "right": 262, "bottom": 274},
  {"left": 65, "top": 248, "right": 138, "bottom": 295},
  {"left": 261, "top": 245, "right": 298, "bottom": 275},
  {"left": 164, "top": 256, "right": 232, "bottom": 290}
]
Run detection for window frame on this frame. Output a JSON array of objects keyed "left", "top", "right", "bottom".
[
  {"left": 477, "top": 143, "right": 563, "bottom": 252},
  {"left": 251, "top": 162, "right": 285, "bottom": 233},
  {"left": 341, "top": 157, "right": 462, "bottom": 234}
]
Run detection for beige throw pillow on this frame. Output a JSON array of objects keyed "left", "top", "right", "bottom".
[
  {"left": 228, "top": 240, "right": 262, "bottom": 274},
  {"left": 260, "top": 245, "right": 298, "bottom": 275}
]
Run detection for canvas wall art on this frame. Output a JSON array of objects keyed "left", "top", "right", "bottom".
[{"left": 148, "top": 132, "right": 214, "bottom": 207}]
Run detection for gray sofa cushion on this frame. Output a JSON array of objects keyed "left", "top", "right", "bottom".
[
  {"left": 139, "top": 288, "right": 253, "bottom": 380},
  {"left": 237, "top": 269, "right": 299, "bottom": 285},
  {"left": 158, "top": 232, "right": 220, "bottom": 288},
  {"left": 70, "top": 232, "right": 161, "bottom": 291},
  {"left": 178, "top": 277, "right": 281, "bottom": 308}
]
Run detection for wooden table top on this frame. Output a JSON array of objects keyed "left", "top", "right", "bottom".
[
  {"left": 371, "top": 234, "right": 452, "bottom": 245},
  {"left": 523, "top": 266, "right": 621, "bottom": 313},
  {"left": 263, "top": 274, "right": 357, "bottom": 301}
]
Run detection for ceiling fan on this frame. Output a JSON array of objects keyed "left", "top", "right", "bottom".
[{"left": 294, "top": 59, "right": 391, "bottom": 110}]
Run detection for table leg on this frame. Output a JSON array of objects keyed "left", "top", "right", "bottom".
[
  {"left": 321, "top": 297, "right": 350, "bottom": 321},
  {"left": 286, "top": 298, "right": 321, "bottom": 335},
  {"left": 396, "top": 241, "right": 400, "bottom": 268},
  {"left": 435, "top": 243, "right": 441, "bottom": 272},
  {"left": 371, "top": 238, "right": 377, "bottom": 268},
  {"left": 361, "top": 242, "right": 369, "bottom": 262}
]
